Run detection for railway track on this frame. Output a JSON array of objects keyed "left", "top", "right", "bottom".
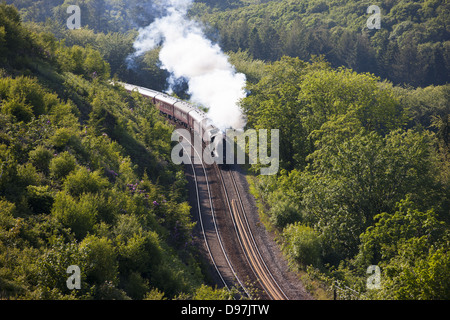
[
  {"left": 178, "top": 128, "right": 288, "bottom": 300},
  {"left": 178, "top": 129, "right": 250, "bottom": 298},
  {"left": 215, "top": 164, "right": 289, "bottom": 300}
]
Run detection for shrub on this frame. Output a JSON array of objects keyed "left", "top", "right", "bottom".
[
  {"left": 29, "top": 146, "right": 53, "bottom": 173},
  {"left": 8, "top": 76, "right": 47, "bottom": 116},
  {"left": 1, "top": 98, "right": 33, "bottom": 122},
  {"left": 17, "top": 163, "right": 40, "bottom": 187},
  {"left": 0, "top": 199, "right": 16, "bottom": 240},
  {"left": 63, "top": 167, "right": 109, "bottom": 197},
  {"left": 37, "top": 236, "right": 87, "bottom": 294},
  {"left": 283, "top": 223, "right": 322, "bottom": 268},
  {"left": 56, "top": 45, "right": 110, "bottom": 80},
  {"left": 49, "top": 151, "right": 77, "bottom": 180},
  {"left": 51, "top": 192, "right": 98, "bottom": 239},
  {"left": 79, "top": 235, "right": 118, "bottom": 286},
  {"left": 122, "top": 272, "right": 150, "bottom": 300},
  {"left": 0, "top": 147, "right": 19, "bottom": 199},
  {"left": 116, "top": 231, "right": 162, "bottom": 275},
  {"left": 268, "top": 194, "right": 301, "bottom": 228},
  {"left": 50, "top": 127, "right": 77, "bottom": 150},
  {"left": 26, "top": 185, "right": 54, "bottom": 215},
  {"left": 143, "top": 288, "right": 166, "bottom": 300},
  {"left": 193, "top": 285, "right": 234, "bottom": 300}
]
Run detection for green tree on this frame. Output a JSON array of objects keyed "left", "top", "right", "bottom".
[
  {"left": 302, "top": 128, "right": 439, "bottom": 261},
  {"left": 248, "top": 27, "right": 263, "bottom": 60},
  {"left": 384, "top": 245, "right": 450, "bottom": 300},
  {"left": 115, "top": 225, "right": 163, "bottom": 277},
  {"left": 241, "top": 57, "right": 310, "bottom": 170},
  {"left": 357, "top": 197, "right": 446, "bottom": 267},
  {"left": 267, "top": 191, "right": 301, "bottom": 229}
]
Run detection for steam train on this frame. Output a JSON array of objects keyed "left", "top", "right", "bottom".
[{"left": 119, "top": 82, "right": 224, "bottom": 162}]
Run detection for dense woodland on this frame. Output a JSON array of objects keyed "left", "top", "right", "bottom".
[
  {"left": 1, "top": 0, "right": 449, "bottom": 300},
  {"left": 194, "top": 0, "right": 450, "bottom": 87},
  {"left": 242, "top": 56, "right": 449, "bottom": 299}
]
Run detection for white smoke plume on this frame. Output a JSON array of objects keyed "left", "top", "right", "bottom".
[{"left": 128, "top": 0, "right": 247, "bottom": 130}]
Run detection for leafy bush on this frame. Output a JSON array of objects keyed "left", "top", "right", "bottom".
[
  {"left": 29, "top": 146, "right": 53, "bottom": 173},
  {"left": 50, "top": 128, "right": 78, "bottom": 150},
  {"left": 56, "top": 45, "right": 110, "bottom": 80},
  {"left": 0, "top": 76, "right": 61, "bottom": 120},
  {"left": 268, "top": 193, "right": 301, "bottom": 229},
  {"left": 49, "top": 151, "right": 77, "bottom": 180},
  {"left": 0, "top": 199, "right": 16, "bottom": 241},
  {"left": 1, "top": 98, "right": 34, "bottom": 122},
  {"left": 63, "top": 167, "right": 109, "bottom": 197},
  {"left": 37, "top": 236, "right": 88, "bottom": 297},
  {"left": 51, "top": 192, "right": 99, "bottom": 239},
  {"left": 193, "top": 284, "right": 234, "bottom": 300},
  {"left": 17, "top": 162, "right": 40, "bottom": 187},
  {"left": 79, "top": 235, "right": 119, "bottom": 286},
  {"left": 282, "top": 223, "right": 322, "bottom": 268},
  {"left": 0, "top": 147, "right": 20, "bottom": 200},
  {"left": 122, "top": 272, "right": 150, "bottom": 300},
  {"left": 26, "top": 185, "right": 54, "bottom": 215},
  {"left": 7, "top": 76, "right": 48, "bottom": 116}
]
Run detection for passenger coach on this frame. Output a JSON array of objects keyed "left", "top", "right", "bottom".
[{"left": 120, "top": 82, "right": 224, "bottom": 161}]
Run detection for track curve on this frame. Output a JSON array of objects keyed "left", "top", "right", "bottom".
[
  {"left": 215, "top": 164, "right": 289, "bottom": 300},
  {"left": 178, "top": 128, "right": 249, "bottom": 297}
]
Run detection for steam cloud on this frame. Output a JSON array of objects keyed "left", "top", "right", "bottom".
[{"left": 128, "top": 0, "right": 247, "bottom": 130}]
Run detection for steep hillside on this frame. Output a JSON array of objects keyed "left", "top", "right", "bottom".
[{"left": 0, "top": 3, "right": 231, "bottom": 300}]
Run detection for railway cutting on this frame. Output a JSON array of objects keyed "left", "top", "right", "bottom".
[{"left": 119, "top": 82, "right": 312, "bottom": 300}]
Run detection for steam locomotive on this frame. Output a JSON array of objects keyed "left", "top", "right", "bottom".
[{"left": 119, "top": 82, "right": 225, "bottom": 163}]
